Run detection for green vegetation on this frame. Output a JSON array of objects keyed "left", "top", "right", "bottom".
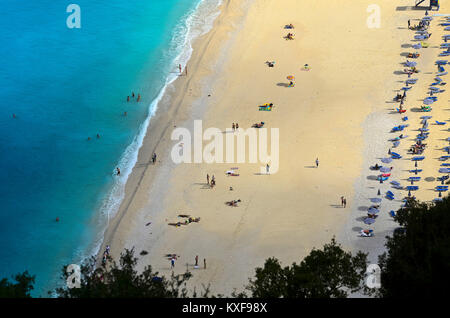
[{"left": 1, "top": 196, "right": 448, "bottom": 298}]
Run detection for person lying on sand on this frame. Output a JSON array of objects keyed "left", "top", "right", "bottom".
[
  {"left": 266, "top": 61, "right": 275, "bottom": 67},
  {"left": 226, "top": 199, "right": 241, "bottom": 207},
  {"left": 360, "top": 229, "right": 374, "bottom": 237},
  {"left": 285, "top": 23, "right": 294, "bottom": 29},
  {"left": 285, "top": 33, "right": 294, "bottom": 40},
  {"left": 252, "top": 121, "right": 265, "bottom": 128}
]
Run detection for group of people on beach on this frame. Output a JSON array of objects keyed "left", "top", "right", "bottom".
[
  {"left": 360, "top": 8, "right": 448, "bottom": 237},
  {"left": 127, "top": 92, "right": 141, "bottom": 102}
]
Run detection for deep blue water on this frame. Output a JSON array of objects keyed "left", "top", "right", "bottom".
[{"left": 0, "top": 0, "right": 216, "bottom": 296}]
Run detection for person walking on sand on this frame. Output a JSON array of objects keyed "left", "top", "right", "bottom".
[
  {"left": 315, "top": 158, "right": 319, "bottom": 168},
  {"left": 266, "top": 164, "right": 270, "bottom": 174},
  {"left": 236, "top": 123, "right": 239, "bottom": 130},
  {"left": 204, "top": 258, "right": 206, "bottom": 269},
  {"left": 195, "top": 255, "right": 199, "bottom": 267},
  {"left": 408, "top": 19, "right": 410, "bottom": 29},
  {"left": 179, "top": 64, "right": 182, "bottom": 74},
  {"left": 152, "top": 152, "right": 157, "bottom": 164},
  {"left": 171, "top": 257, "right": 175, "bottom": 269},
  {"left": 343, "top": 198, "right": 347, "bottom": 208},
  {"left": 207, "top": 174, "right": 210, "bottom": 185},
  {"left": 341, "top": 196, "right": 344, "bottom": 207},
  {"left": 232, "top": 123, "right": 235, "bottom": 131}
]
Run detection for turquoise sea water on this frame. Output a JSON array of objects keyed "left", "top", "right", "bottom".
[{"left": 0, "top": 0, "right": 220, "bottom": 296}]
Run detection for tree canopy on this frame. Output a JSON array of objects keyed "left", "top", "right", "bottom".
[
  {"left": 54, "top": 248, "right": 193, "bottom": 298},
  {"left": 377, "top": 196, "right": 450, "bottom": 298},
  {"left": 243, "top": 238, "right": 368, "bottom": 298},
  {"left": 0, "top": 271, "right": 35, "bottom": 298}
]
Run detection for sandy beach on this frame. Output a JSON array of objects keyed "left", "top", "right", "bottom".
[{"left": 100, "top": 0, "right": 449, "bottom": 296}]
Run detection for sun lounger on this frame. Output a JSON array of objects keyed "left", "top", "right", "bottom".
[
  {"left": 436, "top": 120, "right": 446, "bottom": 125},
  {"left": 409, "top": 169, "right": 422, "bottom": 174}
]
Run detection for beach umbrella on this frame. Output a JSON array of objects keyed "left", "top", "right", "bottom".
[
  {"left": 370, "top": 198, "right": 382, "bottom": 203},
  {"left": 393, "top": 141, "right": 400, "bottom": 148},
  {"left": 439, "top": 168, "right": 450, "bottom": 173},
  {"left": 421, "top": 116, "right": 432, "bottom": 119},
  {"left": 380, "top": 166, "right": 391, "bottom": 173},
  {"left": 405, "top": 61, "right": 417, "bottom": 67},
  {"left": 364, "top": 218, "right": 376, "bottom": 225},
  {"left": 368, "top": 207, "right": 380, "bottom": 214},
  {"left": 286, "top": 75, "right": 295, "bottom": 80},
  {"left": 423, "top": 98, "right": 434, "bottom": 105},
  {"left": 381, "top": 157, "right": 393, "bottom": 164}
]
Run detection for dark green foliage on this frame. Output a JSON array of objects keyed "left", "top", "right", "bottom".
[
  {"left": 377, "top": 196, "right": 450, "bottom": 298},
  {"left": 0, "top": 271, "right": 35, "bottom": 298},
  {"left": 54, "top": 248, "right": 193, "bottom": 298},
  {"left": 244, "top": 238, "right": 368, "bottom": 298}
]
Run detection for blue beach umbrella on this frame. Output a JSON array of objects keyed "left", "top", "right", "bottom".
[
  {"left": 370, "top": 198, "right": 382, "bottom": 203},
  {"left": 368, "top": 207, "right": 379, "bottom": 214},
  {"left": 380, "top": 166, "right": 391, "bottom": 173},
  {"left": 364, "top": 218, "right": 376, "bottom": 225},
  {"left": 381, "top": 157, "right": 393, "bottom": 164}
]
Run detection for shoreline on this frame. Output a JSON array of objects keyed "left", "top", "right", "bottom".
[
  {"left": 98, "top": 0, "right": 246, "bottom": 263},
  {"left": 98, "top": 0, "right": 449, "bottom": 297}
]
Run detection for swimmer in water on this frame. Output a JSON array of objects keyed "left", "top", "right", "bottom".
[
  {"left": 132, "top": 92, "right": 135, "bottom": 98},
  {"left": 87, "top": 137, "right": 91, "bottom": 141},
  {"left": 56, "top": 217, "right": 59, "bottom": 222},
  {"left": 124, "top": 111, "right": 127, "bottom": 116},
  {"left": 127, "top": 96, "right": 130, "bottom": 102},
  {"left": 97, "top": 134, "right": 100, "bottom": 139},
  {"left": 137, "top": 94, "right": 141, "bottom": 102},
  {"left": 116, "top": 167, "right": 120, "bottom": 175},
  {"left": 12, "top": 114, "right": 16, "bottom": 118}
]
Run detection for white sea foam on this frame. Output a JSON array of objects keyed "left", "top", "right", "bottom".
[{"left": 77, "top": 0, "right": 224, "bottom": 264}]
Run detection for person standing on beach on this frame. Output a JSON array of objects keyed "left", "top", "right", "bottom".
[
  {"left": 232, "top": 123, "right": 235, "bottom": 131},
  {"left": 152, "top": 152, "right": 157, "bottom": 164},
  {"left": 195, "top": 255, "right": 199, "bottom": 267},
  {"left": 236, "top": 123, "right": 239, "bottom": 130},
  {"left": 204, "top": 258, "right": 206, "bottom": 269},
  {"left": 179, "top": 64, "right": 182, "bottom": 74},
  {"left": 408, "top": 19, "right": 410, "bottom": 29},
  {"left": 266, "top": 164, "right": 270, "bottom": 174},
  {"left": 171, "top": 257, "right": 175, "bottom": 269},
  {"left": 315, "top": 158, "right": 319, "bottom": 168},
  {"left": 341, "top": 196, "right": 344, "bottom": 207},
  {"left": 207, "top": 174, "right": 210, "bottom": 185},
  {"left": 343, "top": 198, "right": 347, "bottom": 208}
]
